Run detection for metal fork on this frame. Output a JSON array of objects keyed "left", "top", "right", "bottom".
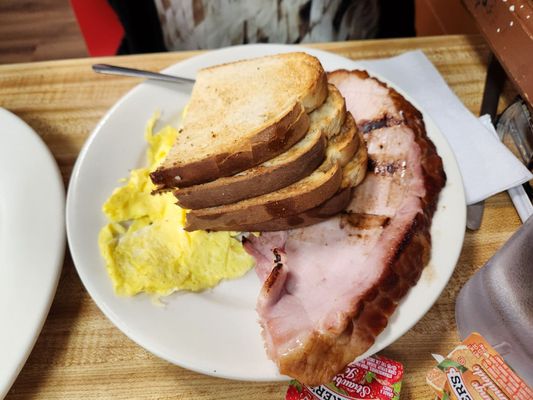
[{"left": 92, "top": 64, "right": 195, "bottom": 85}]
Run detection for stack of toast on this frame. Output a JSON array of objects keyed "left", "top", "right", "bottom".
[{"left": 150, "top": 52, "right": 368, "bottom": 231}]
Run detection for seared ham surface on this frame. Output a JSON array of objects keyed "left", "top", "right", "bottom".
[{"left": 244, "top": 70, "right": 446, "bottom": 385}]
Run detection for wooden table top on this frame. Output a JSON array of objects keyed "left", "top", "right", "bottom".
[{"left": 1, "top": 35, "right": 522, "bottom": 399}]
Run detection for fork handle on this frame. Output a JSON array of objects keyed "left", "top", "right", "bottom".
[{"left": 92, "top": 64, "right": 195, "bottom": 85}]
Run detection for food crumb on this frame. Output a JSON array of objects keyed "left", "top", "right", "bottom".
[{"left": 422, "top": 263, "right": 436, "bottom": 283}]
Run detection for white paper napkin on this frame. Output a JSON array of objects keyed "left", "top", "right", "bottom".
[
  {"left": 479, "top": 115, "right": 533, "bottom": 222},
  {"left": 357, "top": 50, "right": 533, "bottom": 205}
]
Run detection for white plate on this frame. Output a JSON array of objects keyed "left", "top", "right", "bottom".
[
  {"left": 0, "top": 108, "right": 65, "bottom": 398},
  {"left": 66, "top": 44, "right": 466, "bottom": 381}
]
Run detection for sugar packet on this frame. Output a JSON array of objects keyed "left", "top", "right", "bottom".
[
  {"left": 426, "top": 332, "right": 533, "bottom": 399},
  {"left": 286, "top": 355, "right": 403, "bottom": 400}
]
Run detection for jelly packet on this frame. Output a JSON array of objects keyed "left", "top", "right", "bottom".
[
  {"left": 426, "top": 332, "right": 533, "bottom": 399},
  {"left": 285, "top": 355, "right": 403, "bottom": 400}
]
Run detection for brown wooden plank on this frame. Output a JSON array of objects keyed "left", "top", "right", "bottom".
[{"left": 0, "top": 0, "right": 87, "bottom": 64}]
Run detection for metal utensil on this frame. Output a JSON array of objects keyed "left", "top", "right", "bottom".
[
  {"left": 497, "top": 98, "right": 533, "bottom": 170},
  {"left": 92, "top": 64, "right": 195, "bottom": 85},
  {"left": 496, "top": 98, "right": 533, "bottom": 223},
  {"left": 466, "top": 201, "right": 485, "bottom": 230},
  {"left": 465, "top": 56, "right": 506, "bottom": 230}
]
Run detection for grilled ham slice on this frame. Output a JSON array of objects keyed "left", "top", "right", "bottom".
[
  {"left": 329, "top": 69, "right": 405, "bottom": 132},
  {"left": 244, "top": 70, "right": 446, "bottom": 385}
]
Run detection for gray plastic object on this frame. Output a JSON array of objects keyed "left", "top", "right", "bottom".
[{"left": 455, "top": 215, "right": 533, "bottom": 387}]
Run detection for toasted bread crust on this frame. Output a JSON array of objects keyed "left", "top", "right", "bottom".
[
  {"left": 302, "top": 66, "right": 328, "bottom": 113},
  {"left": 326, "top": 113, "right": 359, "bottom": 166},
  {"left": 341, "top": 129, "right": 368, "bottom": 188},
  {"left": 151, "top": 103, "right": 309, "bottom": 188},
  {"left": 310, "top": 84, "right": 346, "bottom": 139},
  {"left": 236, "top": 188, "right": 352, "bottom": 231},
  {"left": 185, "top": 161, "right": 342, "bottom": 231}
]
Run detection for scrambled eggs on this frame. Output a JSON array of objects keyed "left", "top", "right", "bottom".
[{"left": 98, "top": 114, "right": 254, "bottom": 296}]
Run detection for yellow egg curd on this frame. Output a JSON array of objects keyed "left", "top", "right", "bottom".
[{"left": 98, "top": 114, "right": 254, "bottom": 296}]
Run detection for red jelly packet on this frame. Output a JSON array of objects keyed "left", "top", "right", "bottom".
[
  {"left": 286, "top": 355, "right": 403, "bottom": 400},
  {"left": 426, "top": 332, "right": 533, "bottom": 400}
]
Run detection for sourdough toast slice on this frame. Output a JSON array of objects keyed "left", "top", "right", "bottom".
[
  {"left": 174, "top": 84, "right": 346, "bottom": 209},
  {"left": 151, "top": 52, "right": 328, "bottom": 189},
  {"left": 184, "top": 113, "right": 361, "bottom": 231}
]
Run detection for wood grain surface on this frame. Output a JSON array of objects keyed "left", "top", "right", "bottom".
[
  {"left": 0, "top": 35, "right": 522, "bottom": 400},
  {"left": 0, "top": 0, "right": 87, "bottom": 64}
]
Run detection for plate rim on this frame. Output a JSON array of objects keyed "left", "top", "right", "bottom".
[
  {"left": 0, "top": 107, "right": 66, "bottom": 398},
  {"left": 66, "top": 43, "right": 466, "bottom": 382}
]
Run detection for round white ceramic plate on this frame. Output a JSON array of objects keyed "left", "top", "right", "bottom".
[
  {"left": 0, "top": 108, "right": 65, "bottom": 398},
  {"left": 66, "top": 44, "right": 466, "bottom": 381}
]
